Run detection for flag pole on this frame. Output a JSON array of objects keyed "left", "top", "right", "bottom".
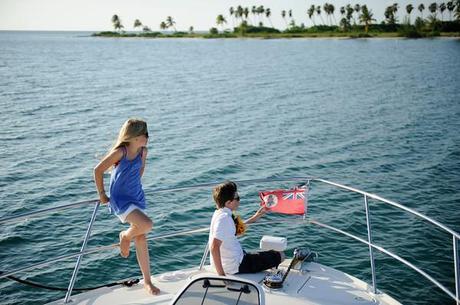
[{"left": 303, "top": 179, "right": 310, "bottom": 220}]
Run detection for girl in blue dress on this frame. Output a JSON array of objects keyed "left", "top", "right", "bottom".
[{"left": 94, "top": 118, "right": 160, "bottom": 295}]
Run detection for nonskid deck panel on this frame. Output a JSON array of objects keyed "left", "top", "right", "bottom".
[{"left": 46, "top": 260, "right": 401, "bottom": 305}]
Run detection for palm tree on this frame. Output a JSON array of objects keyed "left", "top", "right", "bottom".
[
  {"left": 316, "top": 5, "right": 325, "bottom": 25},
  {"left": 330, "top": 3, "right": 337, "bottom": 25},
  {"left": 354, "top": 4, "right": 361, "bottom": 24},
  {"left": 288, "top": 9, "right": 293, "bottom": 25},
  {"left": 308, "top": 5, "right": 316, "bottom": 26},
  {"left": 265, "top": 8, "right": 274, "bottom": 27},
  {"left": 233, "top": 6, "right": 239, "bottom": 26},
  {"left": 359, "top": 5, "right": 375, "bottom": 33},
  {"left": 251, "top": 6, "right": 257, "bottom": 25},
  {"left": 281, "top": 10, "right": 288, "bottom": 27},
  {"left": 340, "top": 6, "right": 346, "bottom": 17},
  {"left": 111, "top": 14, "right": 123, "bottom": 32},
  {"left": 189, "top": 26, "right": 194, "bottom": 34},
  {"left": 166, "top": 16, "right": 176, "bottom": 32},
  {"left": 115, "top": 22, "right": 123, "bottom": 32},
  {"left": 236, "top": 6, "right": 244, "bottom": 25},
  {"left": 406, "top": 4, "right": 414, "bottom": 24},
  {"left": 406, "top": 4, "right": 414, "bottom": 16},
  {"left": 455, "top": 0, "right": 460, "bottom": 21},
  {"left": 258, "top": 6, "right": 266, "bottom": 25},
  {"left": 340, "top": 17, "right": 351, "bottom": 31},
  {"left": 229, "top": 7, "right": 235, "bottom": 28},
  {"left": 393, "top": 3, "right": 399, "bottom": 23},
  {"left": 111, "top": 14, "right": 119, "bottom": 26},
  {"left": 346, "top": 4, "right": 354, "bottom": 24},
  {"left": 160, "top": 21, "right": 167, "bottom": 31},
  {"left": 324, "top": 3, "right": 331, "bottom": 25},
  {"left": 133, "top": 19, "right": 142, "bottom": 31},
  {"left": 439, "top": 3, "right": 447, "bottom": 20},
  {"left": 429, "top": 3, "right": 438, "bottom": 21},
  {"left": 447, "top": 1, "right": 455, "bottom": 20},
  {"left": 243, "top": 7, "right": 249, "bottom": 22},
  {"left": 216, "top": 14, "right": 227, "bottom": 31},
  {"left": 385, "top": 6, "right": 392, "bottom": 24},
  {"left": 385, "top": 5, "right": 397, "bottom": 25},
  {"left": 142, "top": 26, "right": 151, "bottom": 32},
  {"left": 418, "top": 3, "right": 426, "bottom": 19}
]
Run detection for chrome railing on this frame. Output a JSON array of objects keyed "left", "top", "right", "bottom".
[
  {"left": 64, "top": 202, "right": 100, "bottom": 303},
  {"left": 0, "top": 199, "right": 100, "bottom": 225},
  {"left": 0, "top": 177, "right": 458, "bottom": 304},
  {"left": 364, "top": 194, "right": 377, "bottom": 294},
  {"left": 313, "top": 177, "right": 460, "bottom": 304}
]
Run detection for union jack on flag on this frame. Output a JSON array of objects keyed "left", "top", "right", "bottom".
[{"left": 282, "top": 190, "right": 305, "bottom": 201}]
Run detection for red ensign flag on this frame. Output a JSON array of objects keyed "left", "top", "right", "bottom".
[{"left": 259, "top": 187, "right": 308, "bottom": 215}]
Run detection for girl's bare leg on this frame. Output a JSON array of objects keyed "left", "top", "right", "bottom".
[
  {"left": 119, "top": 210, "right": 153, "bottom": 258},
  {"left": 119, "top": 231, "right": 130, "bottom": 258},
  {"left": 121, "top": 210, "right": 160, "bottom": 295},
  {"left": 135, "top": 234, "right": 160, "bottom": 295}
]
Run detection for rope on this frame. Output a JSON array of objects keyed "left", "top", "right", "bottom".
[{"left": 0, "top": 271, "right": 139, "bottom": 292}]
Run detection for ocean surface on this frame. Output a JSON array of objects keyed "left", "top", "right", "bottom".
[{"left": 0, "top": 31, "right": 459, "bottom": 305}]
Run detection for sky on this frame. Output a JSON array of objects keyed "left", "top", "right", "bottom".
[{"left": 0, "top": 0, "right": 433, "bottom": 31}]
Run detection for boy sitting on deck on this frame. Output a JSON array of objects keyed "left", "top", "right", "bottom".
[{"left": 209, "top": 181, "right": 284, "bottom": 276}]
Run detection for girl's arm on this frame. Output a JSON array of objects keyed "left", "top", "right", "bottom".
[
  {"left": 245, "top": 206, "right": 268, "bottom": 224},
  {"left": 93, "top": 148, "right": 123, "bottom": 204},
  {"left": 140, "top": 147, "right": 148, "bottom": 177}
]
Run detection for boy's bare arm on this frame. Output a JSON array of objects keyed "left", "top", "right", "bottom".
[
  {"left": 245, "top": 206, "right": 268, "bottom": 224},
  {"left": 210, "top": 238, "right": 225, "bottom": 276}
]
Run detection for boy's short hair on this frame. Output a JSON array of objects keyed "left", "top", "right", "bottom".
[{"left": 212, "top": 181, "right": 237, "bottom": 208}]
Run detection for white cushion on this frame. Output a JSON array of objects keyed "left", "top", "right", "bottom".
[{"left": 260, "top": 235, "right": 287, "bottom": 251}]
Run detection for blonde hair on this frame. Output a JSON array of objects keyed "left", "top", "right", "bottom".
[{"left": 110, "top": 118, "right": 148, "bottom": 153}]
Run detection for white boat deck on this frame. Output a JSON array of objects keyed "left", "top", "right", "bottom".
[
  {"left": 47, "top": 260, "right": 401, "bottom": 305},
  {"left": 6, "top": 178, "right": 458, "bottom": 305}
]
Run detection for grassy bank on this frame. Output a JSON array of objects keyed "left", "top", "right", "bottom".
[{"left": 93, "top": 30, "right": 459, "bottom": 39}]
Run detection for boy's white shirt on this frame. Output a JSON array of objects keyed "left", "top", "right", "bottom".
[{"left": 209, "top": 207, "right": 244, "bottom": 275}]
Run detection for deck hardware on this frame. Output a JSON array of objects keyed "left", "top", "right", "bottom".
[{"left": 296, "top": 275, "right": 311, "bottom": 294}]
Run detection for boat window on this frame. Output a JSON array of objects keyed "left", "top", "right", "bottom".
[{"left": 172, "top": 278, "right": 260, "bottom": 305}]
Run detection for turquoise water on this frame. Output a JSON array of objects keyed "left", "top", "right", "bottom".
[{"left": 0, "top": 32, "right": 459, "bottom": 304}]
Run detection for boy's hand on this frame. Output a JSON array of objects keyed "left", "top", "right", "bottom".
[
  {"left": 254, "top": 206, "right": 268, "bottom": 218},
  {"left": 99, "top": 193, "right": 110, "bottom": 204}
]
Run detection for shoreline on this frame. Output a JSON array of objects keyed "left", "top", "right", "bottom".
[{"left": 92, "top": 31, "right": 460, "bottom": 39}]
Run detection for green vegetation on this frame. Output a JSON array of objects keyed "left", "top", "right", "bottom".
[{"left": 93, "top": 2, "right": 460, "bottom": 39}]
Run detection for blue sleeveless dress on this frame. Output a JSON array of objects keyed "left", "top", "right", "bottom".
[{"left": 109, "top": 147, "right": 146, "bottom": 215}]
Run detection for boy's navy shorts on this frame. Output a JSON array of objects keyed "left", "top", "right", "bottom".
[{"left": 238, "top": 250, "right": 281, "bottom": 274}]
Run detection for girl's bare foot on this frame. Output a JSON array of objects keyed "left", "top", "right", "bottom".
[
  {"left": 119, "top": 231, "right": 130, "bottom": 258},
  {"left": 144, "top": 281, "right": 160, "bottom": 295}
]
